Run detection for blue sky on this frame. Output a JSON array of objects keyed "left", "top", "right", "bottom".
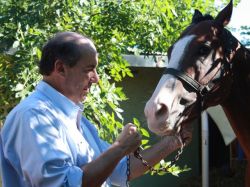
[
  {"left": 215, "top": 0, "right": 250, "bottom": 45},
  {"left": 229, "top": 0, "right": 250, "bottom": 29},
  {"left": 228, "top": 0, "right": 250, "bottom": 45}
]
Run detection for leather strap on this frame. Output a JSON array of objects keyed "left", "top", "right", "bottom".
[{"left": 163, "top": 68, "right": 212, "bottom": 97}]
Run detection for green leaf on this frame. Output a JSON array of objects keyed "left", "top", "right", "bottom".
[
  {"left": 12, "top": 41, "right": 20, "bottom": 48},
  {"left": 142, "top": 139, "right": 149, "bottom": 145},
  {"left": 140, "top": 128, "right": 150, "bottom": 138}
]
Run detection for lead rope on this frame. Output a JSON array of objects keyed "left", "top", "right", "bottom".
[{"left": 126, "top": 134, "right": 186, "bottom": 187}]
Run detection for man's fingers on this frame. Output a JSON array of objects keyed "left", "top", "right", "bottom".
[{"left": 129, "top": 125, "right": 137, "bottom": 134}]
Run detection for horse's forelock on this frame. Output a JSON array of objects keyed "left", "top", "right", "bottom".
[
  {"left": 192, "top": 14, "right": 214, "bottom": 24},
  {"left": 179, "top": 14, "right": 214, "bottom": 38}
]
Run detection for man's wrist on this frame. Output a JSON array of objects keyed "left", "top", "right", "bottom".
[{"left": 112, "top": 141, "right": 128, "bottom": 156}]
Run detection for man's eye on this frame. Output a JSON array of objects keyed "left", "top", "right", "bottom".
[{"left": 83, "top": 69, "right": 93, "bottom": 73}]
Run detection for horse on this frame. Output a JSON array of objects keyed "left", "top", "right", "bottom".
[{"left": 144, "top": 0, "right": 250, "bottom": 186}]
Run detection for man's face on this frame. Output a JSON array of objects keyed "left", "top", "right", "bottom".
[{"left": 63, "top": 52, "right": 99, "bottom": 103}]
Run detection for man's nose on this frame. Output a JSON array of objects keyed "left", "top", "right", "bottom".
[{"left": 91, "top": 70, "right": 99, "bottom": 83}]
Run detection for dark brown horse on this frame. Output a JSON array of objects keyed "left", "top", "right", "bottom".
[{"left": 144, "top": 0, "right": 250, "bottom": 186}]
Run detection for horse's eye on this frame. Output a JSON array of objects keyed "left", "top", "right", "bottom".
[{"left": 198, "top": 45, "right": 211, "bottom": 56}]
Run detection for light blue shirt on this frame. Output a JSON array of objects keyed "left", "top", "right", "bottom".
[{"left": 0, "top": 81, "right": 127, "bottom": 187}]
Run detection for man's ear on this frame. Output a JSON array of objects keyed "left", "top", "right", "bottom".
[{"left": 54, "top": 60, "right": 65, "bottom": 76}]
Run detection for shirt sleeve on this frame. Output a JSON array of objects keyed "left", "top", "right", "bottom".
[
  {"left": 99, "top": 140, "right": 128, "bottom": 187},
  {"left": 82, "top": 118, "right": 128, "bottom": 187},
  {"left": 5, "top": 108, "right": 83, "bottom": 187}
]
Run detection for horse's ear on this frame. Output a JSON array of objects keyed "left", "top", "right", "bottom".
[
  {"left": 192, "top": 9, "right": 203, "bottom": 24},
  {"left": 215, "top": 0, "right": 233, "bottom": 27}
]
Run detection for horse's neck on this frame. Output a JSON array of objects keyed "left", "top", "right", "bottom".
[{"left": 222, "top": 45, "right": 250, "bottom": 157}]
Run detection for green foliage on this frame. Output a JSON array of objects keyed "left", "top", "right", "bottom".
[
  {"left": 0, "top": 0, "right": 228, "bottom": 176},
  {"left": 151, "top": 160, "right": 191, "bottom": 176},
  {"left": 229, "top": 25, "right": 250, "bottom": 48},
  {"left": 240, "top": 26, "right": 250, "bottom": 47}
]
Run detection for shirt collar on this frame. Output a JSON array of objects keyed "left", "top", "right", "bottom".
[{"left": 36, "top": 80, "right": 83, "bottom": 119}]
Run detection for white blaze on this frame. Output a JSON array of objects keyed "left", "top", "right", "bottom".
[{"left": 168, "top": 35, "right": 196, "bottom": 69}]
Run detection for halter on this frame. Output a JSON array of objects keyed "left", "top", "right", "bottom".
[
  {"left": 164, "top": 68, "right": 213, "bottom": 97},
  {"left": 162, "top": 65, "right": 228, "bottom": 111}
]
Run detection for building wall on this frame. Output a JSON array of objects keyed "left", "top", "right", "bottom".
[{"left": 118, "top": 67, "right": 201, "bottom": 187}]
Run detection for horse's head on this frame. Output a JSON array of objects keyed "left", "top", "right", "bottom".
[{"left": 144, "top": 0, "right": 240, "bottom": 136}]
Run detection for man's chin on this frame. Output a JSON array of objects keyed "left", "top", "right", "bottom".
[
  {"left": 81, "top": 94, "right": 88, "bottom": 101},
  {"left": 81, "top": 90, "right": 89, "bottom": 101}
]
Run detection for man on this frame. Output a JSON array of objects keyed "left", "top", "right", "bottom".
[{"left": 0, "top": 32, "right": 192, "bottom": 187}]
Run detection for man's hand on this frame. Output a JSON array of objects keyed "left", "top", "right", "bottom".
[{"left": 115, "top": 123, "right": 141, "bottom": 155}]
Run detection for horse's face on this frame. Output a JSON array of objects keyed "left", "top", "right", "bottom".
[{"left": 144, "top": 0, "right": 237, "bottom": 136}]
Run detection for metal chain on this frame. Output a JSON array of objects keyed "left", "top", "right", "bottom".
[
  {"left": 133, "top": 135, "right": 186, "bottom": 174},
  {"left": 126, "top": 155, "right": 130, "bottom": 187}
]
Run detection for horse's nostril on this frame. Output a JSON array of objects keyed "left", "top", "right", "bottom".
[
  {"left": 180, "top": 98, "right": 189, "bottom": 106},
  {"left": 155, "top": 104, "right": 169, "bottom": 118}
]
